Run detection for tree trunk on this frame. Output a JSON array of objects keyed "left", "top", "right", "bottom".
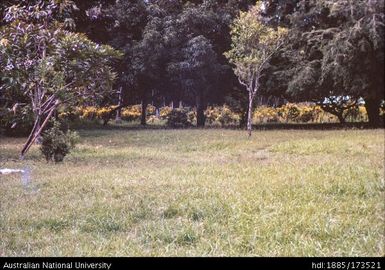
[
  {"left": 141, "top": 97, "right": 147, "bottom": 126},
  {"left": 20, "top": 116, "right": 41, "bottom": 160},
  {"left": 196, "top": 93, "right": 206, "bottom": 127},
  {"left": 365, "top": 97, "right": 382, "bottom": 127},
  {"left": 336, "top": 112, "right": 346, "bottom": 124},
  {"left": 247, "top": 91, "right": 253, "bottom": 137},
  {"left": 20, "top": 100, "right": 59, "bottom": 159},
  {"left": 35, "top": 121, "right": 42, "bottom": 144},
  {"left": 115, "top": 86, "right": 123, "bottom": 124}
]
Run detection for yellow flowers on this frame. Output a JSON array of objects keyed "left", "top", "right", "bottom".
[
  {"left": 252, "top": 104, "right": 368, "bottom": 124},
  {"left": 58, "top": 104, "right": 370, "bottom": 125},
  {"left": 160, "top": 107, "right": 173, "bottom": 119},
  {"left": 121, "top": 105, "right": 156, "bottom": 121},
  {"left": 205, "top": 105, "right": 240, "bottom": 126},
  {"left": 80, "top": 106, "right": 98, "bottom": 119},
  {"left": 59, "top": 106, "right": 117, "bottom": 121},
  {"left": 121, "top": 105, "right": 141, "bottom": 121}
]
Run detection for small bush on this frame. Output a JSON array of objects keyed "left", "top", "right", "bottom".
[
  {"left": 205, "top": 106, "right": 239, "bottom": 126},
  {"left": 286, "top": 104, "right": 301, "bottom": 122},
  {"left": 40, "top": 121, "right": 79, "bottom": 163},
  {"left": 297, "top": 107, "right": 315, "bottom": 123},
  {"left": 187, "top": 110, "right": 196, "bottom": 124},
  {"left": 160, "top": 106, "right": 173, "bottom": 119},
  {"left": 121, "top": 106, "right": 141, "bottom": 121},
  {"left": 254, "top": 106, "right": 279, "bottom": 123},
  {"left": 80, "top": 106, "right": 98, "bottom": 120},
  {"left": 166, "top": 109, "right": 192, "bottom": 128},
  {"left": 205, "top": 106, "right": 221, "bottom": 125}
]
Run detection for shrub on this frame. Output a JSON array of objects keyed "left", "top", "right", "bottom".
[
  {"left": 380, "top": 102, "right": 385, "bottom": 122},
  {"left": 147, "top": 104, "right": 156, "bottom": 116},
  {"left": 205, "top": 106, "right": 220, "bottom": 125},
  {"left": 58, "top": 110, "right": 79, "bottom": 122},
  {"left": 297, "top": 107, "right": 315, "bottom": 123},
  {"left": 205, "top": 106, "right": 240, "bottom": 126},
  {"left": 166, "top": 109, "right": 192, "bottom": 128},
  {"left": 121, "top": 105, "right": 142, "bottom": 121},
  {"left": 40, "top": 121, "right": 79, "bottom": 163},
  {"left": 286, "top": 104, "right": 301, "bottom": 122},
  {"left": 96, "top": 106, "right": 114, "bottom": 121},
  {"left": 160, "top": 106, "right": 173, "bottom": 119},
  {"left": 344, "top": 106, "right": 360, "bottom": 122},
  {"left": 187, "top": 110, "right": 197, "bottom": 124},
  {"left": 254, "top": 106, "right": 279, "bottom": 123},
  {"left": 80, "top": 106, "right": 98, "bottom": 120}
]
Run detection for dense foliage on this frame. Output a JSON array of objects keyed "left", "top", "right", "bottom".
[
  {"left": 40, "top": 120, "right": 79, "bottom": 162},
  {"left": 259, "top": 0, "right": 385, "bottom": 126},
  {"left": 225, "top": 5, "right": 287, "bottom": 135},
  {"left": 0, "top": 0, "right": 120, "bottom": 157}
]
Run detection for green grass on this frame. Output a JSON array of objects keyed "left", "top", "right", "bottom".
[{"left": 0, "top": 128, "right": 384, "bottom": 256}]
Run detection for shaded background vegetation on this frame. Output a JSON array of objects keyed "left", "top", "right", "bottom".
[{"left": 0, "top": 0, "right": 384, "bottom": 137}]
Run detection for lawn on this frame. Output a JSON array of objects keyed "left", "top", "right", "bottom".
[{"left": 0, "top": 127, "right": 384, "bottom": 256}]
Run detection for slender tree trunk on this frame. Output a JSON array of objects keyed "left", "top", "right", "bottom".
[
  {"left": 365, "top": 97, "right": 382, "bottom": 127},
  {"left": 336, "top": 112, "right": 346, "bottom": 124},
  {"left": 196, "top": 93, "right": 206, "bottom": 127},
  {"left": 20, "top": 100, "right": 59, "bottom": 159},
  {"left": 141, "top": 96, "right": 147, "bottom": 126},
  {"left": 247, "top": 91, "right": 253, "bottom": 137},
  {"left": 35, "top": 120, "right": 42, "bottom": 144},
  {"left": 20, "top": 116, "right": 41, "bottom": 159},
  {"left": 115, "top": 86, "right": 123, "bottom": 123}
]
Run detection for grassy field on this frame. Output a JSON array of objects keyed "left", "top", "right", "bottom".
[{"left": 0, "top": 127, "right": 384, "bottom": 256}]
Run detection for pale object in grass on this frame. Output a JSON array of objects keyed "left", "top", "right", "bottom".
[
  {"left": 0, "top": 168, "right": 25, "bottom": 175},
  {"left": 0, "top": 167, "right": 32, "bottom": 188}
]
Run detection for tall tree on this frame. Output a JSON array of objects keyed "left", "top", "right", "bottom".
[
  {"left": 177, "top": 36, "right": 221, "bottom": 126},
  {"left": 132, "top": 14, "right": 166, "bottom": 125},
  {"left": 225, "top": 4, "right": 287, "bottom": 136},
  {"left": 260, "top": 0, "right": 384, "bottom": 126}
]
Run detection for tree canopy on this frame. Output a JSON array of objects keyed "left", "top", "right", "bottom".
[
  {"left": 259, "top": 0, "right": 384, "bottom": 126},
  {"left": 0, "top": 0, "right": 121, "bottom": 157},
  {"left": 225, "top": 4, "right": 287, "bottom": 135}
]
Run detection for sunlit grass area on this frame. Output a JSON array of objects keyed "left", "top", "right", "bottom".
[{"left": 0, "top": 128, "right": 384, "bottom": 256}]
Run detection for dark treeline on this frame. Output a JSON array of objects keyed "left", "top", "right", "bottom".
[
  {"left": 71, "top": 0, "right": 255, "bottom": 127},
  {"left": 1, "top": 0, "right": 384, "bottom": 127}
]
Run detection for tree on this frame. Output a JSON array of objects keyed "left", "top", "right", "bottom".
[
  {"left": 318, "top": 96, "right": 358, "bottom": 124},
  {"left": 73, "top": 0, "right": 255, "bottom": 126},
  {"left": 161, "top": 0, "right": 252, "bottom": 127},
  {"left": 176, "top": 35, "right": 221, "bottom": 127},
  {"left": 321, "top": 0, "right": 384, "bottom": 127},
  {"left": 132, "top": 13, "right": 166, "bottom": 125},
  {"left": 260, "top": 0, "right": 384, "bottom": 126},
  {"left": 0, "top": 1, "right": 121, "bottom": 158},
  {"left": 225, "top": 4, "right": 287, "bottom": 136}
]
